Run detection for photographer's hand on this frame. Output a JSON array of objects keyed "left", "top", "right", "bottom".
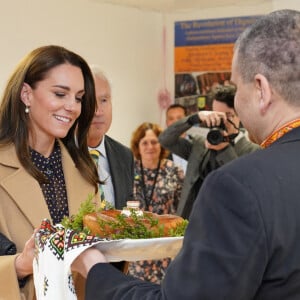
[
  {"left": 223, "top": 112, "right": 239, "bottom": 135},
  {"left": 198, "top": 111, "right": 226, "bottom": 128}
]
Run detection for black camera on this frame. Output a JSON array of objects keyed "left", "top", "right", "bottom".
[{"left": 206, "top": 120, "right": 227, "bottom": 145}]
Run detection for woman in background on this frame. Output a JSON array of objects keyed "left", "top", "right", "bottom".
[
  {"left": 0, "top": 45, "right": 100, "bottom": 299},
  {"left": 128, "top": 122, "right": 184, "bottom": 283}
]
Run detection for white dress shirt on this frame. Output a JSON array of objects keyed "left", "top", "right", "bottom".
[
  {"left": 89, "top": 137, "right": 115, "bottom": 206},
  {"left": 172, "top": 153, "right": 187, "bottom": 175}
]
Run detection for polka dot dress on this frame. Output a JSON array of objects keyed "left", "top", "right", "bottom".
[{"left": 30, "top": 141, "right": 69, "bottom": 224}]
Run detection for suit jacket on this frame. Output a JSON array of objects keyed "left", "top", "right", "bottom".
[
  {"left": 104, "top": 135, "right": 134, "bottom": 209},
  {"left": 0, "top": 141, "right": 98, "bottom": 300},
  {"left": 159, "top": 115, "right": 260, "bottom": 218},
  {"left": 85, "top": 125, "right": 300, "bottom": 300}
]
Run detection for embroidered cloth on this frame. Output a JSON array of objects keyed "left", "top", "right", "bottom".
[
  {"left": 260, "top": 119, "right": 300, "bottom": 148},
  {"left": 33, "top": 219, "right": 103, "bottom": 300}
]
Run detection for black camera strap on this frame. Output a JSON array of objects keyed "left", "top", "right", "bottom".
[
  {"left": 226, "top": 119, "right": 240, "bottom": 143},
  {"left": 140, "top": 160, "right": 161, "bottom": 210}
]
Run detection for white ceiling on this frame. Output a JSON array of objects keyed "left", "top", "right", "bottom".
[{"left": 94, "top": 0, "right": 268, "bottom": 12}]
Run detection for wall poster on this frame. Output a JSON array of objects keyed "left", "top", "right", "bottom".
[{"left": 174, "top": 15, "right": 261, "bottom": 114}]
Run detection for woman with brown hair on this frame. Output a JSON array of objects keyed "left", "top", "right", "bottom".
[
  {"left": 0, "top": 45, "right": 100, "bottom": 299},
  {"left": 129, "top": 122, "right": 184, "bottom": 283}
]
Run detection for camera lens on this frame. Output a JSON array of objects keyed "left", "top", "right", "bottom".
[{"left": 207, "top": 128, "right": 224, "bottom": 145}]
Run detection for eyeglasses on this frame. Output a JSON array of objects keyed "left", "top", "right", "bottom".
[{"left": 139, "top": 140, "right": 159, "bottom": 147}]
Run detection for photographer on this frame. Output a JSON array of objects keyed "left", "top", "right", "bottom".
[{"left": 159, "top": 85, "right": 260, "bottom": 219}]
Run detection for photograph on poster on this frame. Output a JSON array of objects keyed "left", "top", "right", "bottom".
[{"left": 175, "top": 71, "right": 232, "bottom": 114}]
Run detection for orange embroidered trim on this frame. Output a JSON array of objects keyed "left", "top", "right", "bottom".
[{"left": 260, "top": 119, "right": 300, "bottom": 148}]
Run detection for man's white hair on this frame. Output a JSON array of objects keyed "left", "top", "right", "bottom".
[{"left": 89, "top": 64, "right": 111, "bottom": 88}]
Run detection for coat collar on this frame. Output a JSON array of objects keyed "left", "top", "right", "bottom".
[{"left": 0, "top": 141, "right": 96, "bottom": 228}]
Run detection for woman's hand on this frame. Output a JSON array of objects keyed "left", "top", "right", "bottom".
[
  {"left": 72, "top": 247, "right": 107, "bottom": 278},
  {"left": 15, "top": 231, "right": 37, "bottom": 279}
]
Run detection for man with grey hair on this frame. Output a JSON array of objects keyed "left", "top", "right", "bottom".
[
  {"left": 87, "top": 66, "right": 134, "bottom": 209},
  {"left": 73, "top": 10, "right": 300, "bottom": 299}
]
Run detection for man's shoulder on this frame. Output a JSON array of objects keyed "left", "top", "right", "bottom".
[
  {"left": 217, "top": 145, "right": 269, "bottom": 179},
  {"left": 105, "top": 135, "right": 132, "bottom": 155}
]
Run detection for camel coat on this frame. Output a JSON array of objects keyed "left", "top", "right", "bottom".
[{"left": 0, "top": 141, "right": 98, "bottom": 300}]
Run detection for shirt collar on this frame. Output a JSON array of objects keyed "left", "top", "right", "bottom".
[
  {"left": 88, "top": 136, "right": 107, "bottom": 158},
  {"left": 99, "top": 137, "right": 106, "bottom": 158},
  {"left": 234, "top": 130, "right": 244, "bottom": 144}
]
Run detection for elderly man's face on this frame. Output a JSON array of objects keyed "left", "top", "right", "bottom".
[{"left": 87, "top": 77, "right": 112, "bottom": 147}]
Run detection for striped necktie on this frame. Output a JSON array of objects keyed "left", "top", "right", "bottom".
[{"left": 89, "top": 149, "right": 105, "bottom": 201}]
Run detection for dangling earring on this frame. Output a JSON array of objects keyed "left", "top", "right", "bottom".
[{"left": 25, "top": 106, "right": 30, "bottom": 113}]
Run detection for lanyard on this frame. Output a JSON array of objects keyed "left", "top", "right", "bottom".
[
  {"left": 140, "top": 160, "right": 161, "bottom": 209},
  {"left": 260, "top": 118, "right": 300, "bottom": 148}
]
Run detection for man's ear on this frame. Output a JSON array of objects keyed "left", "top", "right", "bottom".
[
  {"left": 254, "top": 74, "right": 272, "bottom": 115},
  {"left": 20, "top": 82, "right": 32, "bottom": 106}
]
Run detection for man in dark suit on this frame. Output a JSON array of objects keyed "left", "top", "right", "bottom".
[
  {"left": 73, "top": 10, "right": 300, "bottom": 299},
  {"left": 165, "top": 104, "right": 188, "bottom": 174},
  {"left": 87, "top": 66, "right": 134, "bottom": 209}
]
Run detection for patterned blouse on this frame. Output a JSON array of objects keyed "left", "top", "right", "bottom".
[
  {"left": 30, "top": 141, "right": 68, "bottom": 224},
  {"left": 133, "top": 158, "right": 184, "bottom": 213},
  {"left": 128, "top": 158, "right": 184, "bottom": 283}
]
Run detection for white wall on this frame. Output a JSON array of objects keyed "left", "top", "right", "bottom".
[
  {"left": 0, "top": 0, "right": 299, "bottom": 146},
  {"left": 272, "top": 0, "right": 300, "bottom": 10}
]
